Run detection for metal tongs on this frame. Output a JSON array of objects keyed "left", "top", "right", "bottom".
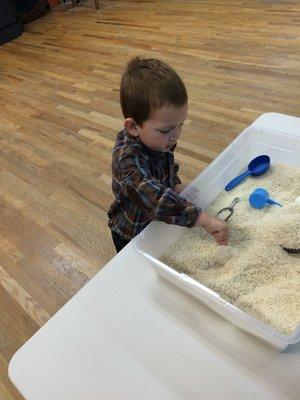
[{"left": 216, "top": 197, "right": 239, "bottom": 221}]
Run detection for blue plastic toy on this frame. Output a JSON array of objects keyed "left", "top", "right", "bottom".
[
  {"left": 225, "top": 155, "right": 270, "bottom": 191},
  {"left": 249, "top": 188, "right": 282, "bottom": 209}
]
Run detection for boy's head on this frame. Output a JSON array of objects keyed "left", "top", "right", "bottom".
[{"left": 120, "top": 57, "right": 188, "bottom": 152}]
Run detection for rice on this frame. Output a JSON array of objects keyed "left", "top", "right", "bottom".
[{"left": 161, "top": 164, "right": 300, "bottom": 335}]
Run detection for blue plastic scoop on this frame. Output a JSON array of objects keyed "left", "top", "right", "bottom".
[
  {"left": 249, "top": 188, "right": 282, "bottom": 209},
  {"left": 225, "top": 155, "right": 270, "bottom": 191}
]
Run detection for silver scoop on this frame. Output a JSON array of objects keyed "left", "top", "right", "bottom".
[{"left": 216, "top": 197, "right": 239, "bottom": 221}]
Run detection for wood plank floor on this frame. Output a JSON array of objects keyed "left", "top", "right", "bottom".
[{"left": 0, "top": 1, "right": 299, "bottom": 398}]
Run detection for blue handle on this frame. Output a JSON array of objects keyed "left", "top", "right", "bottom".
[
  {"left": 266, "top": 199, "right": 282, "bottom": 207},
  {"left": 225, "top": 170, "right": 251, "bottom": 191}
]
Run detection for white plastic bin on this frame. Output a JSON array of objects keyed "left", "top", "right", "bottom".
[{"left": 133, "top": 113, "right": 300, "bottom": 351}]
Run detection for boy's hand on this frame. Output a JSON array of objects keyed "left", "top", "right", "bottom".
[
  {"left": 174, "top": 184, "right": 188, "bottom": 194},
  {"left": 195, "top": 212, "right": 229, "bottom": 245}
]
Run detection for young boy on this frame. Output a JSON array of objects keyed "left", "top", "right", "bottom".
[{"left": 108, "top": 57, "right": 229, "bottom": 252}]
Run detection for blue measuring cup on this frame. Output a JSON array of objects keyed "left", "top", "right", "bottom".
[
  {"left": 225, "top": 155, "right": 270, "bottom": 191},
  {"left": 249, "top": 188, "right": 282, "bottom": 209}
]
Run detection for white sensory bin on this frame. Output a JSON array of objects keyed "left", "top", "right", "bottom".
[{"left": 133, "top": 113, "right": 300, "bottom": 351}]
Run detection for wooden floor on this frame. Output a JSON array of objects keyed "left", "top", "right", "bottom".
[{"left": 0, "top": 1, "right": 299, "bottom": 398}]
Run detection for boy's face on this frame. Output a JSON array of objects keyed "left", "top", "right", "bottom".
[{"left": 125, "top": 103, "right": 188, "bottom": 152}]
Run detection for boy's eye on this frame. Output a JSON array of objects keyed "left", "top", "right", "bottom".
[{"left": 158, "top": 123, "right": 184, "bottom": 134}]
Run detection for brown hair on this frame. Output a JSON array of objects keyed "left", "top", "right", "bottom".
[{"left": 120, "top": 57, "right": 188, "bottom": 126}]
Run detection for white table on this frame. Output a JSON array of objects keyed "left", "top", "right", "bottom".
[{"left": 9, "top": 113, "right": 300, "bottom": 400}]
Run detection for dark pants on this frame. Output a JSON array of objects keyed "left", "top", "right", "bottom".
[{"left": 111, "top": 231, "right": 130, "bottom": 253}]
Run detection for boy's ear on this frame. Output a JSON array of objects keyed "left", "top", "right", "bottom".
[{"left": 124, "top": 118, "right": 139, "bottom": 137}]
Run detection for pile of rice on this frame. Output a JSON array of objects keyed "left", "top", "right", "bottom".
[{"left": 161, "top": 164, "right": 300, "bottom": 335}]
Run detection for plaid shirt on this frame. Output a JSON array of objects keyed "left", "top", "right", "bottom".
[{"left": 108, "top": 129, "right": 201, "bottom": 241}]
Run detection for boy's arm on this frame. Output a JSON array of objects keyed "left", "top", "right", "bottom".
[
  {"left": 173, "top": 161, "right": 188, "bottom": 193},
  {"left": 116, "top": 152, "right": 229, "bottom": 244},
  {"left": 174, "top": 183, "right": 188, "bottom": 194},
  {"left": 117, "top": 153, "right": 200, "bottom": 228},
  {"left": 173, "top": 161, "right": 182, "bottom": 186}
]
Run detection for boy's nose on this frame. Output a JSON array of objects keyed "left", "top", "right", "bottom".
[{"left": 172, "top": 126, "right": 181, "bottom": 140}]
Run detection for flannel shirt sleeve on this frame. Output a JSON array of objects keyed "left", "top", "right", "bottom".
[{"left": 116, "top": 152, "right": 200, "bottom": 227}]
